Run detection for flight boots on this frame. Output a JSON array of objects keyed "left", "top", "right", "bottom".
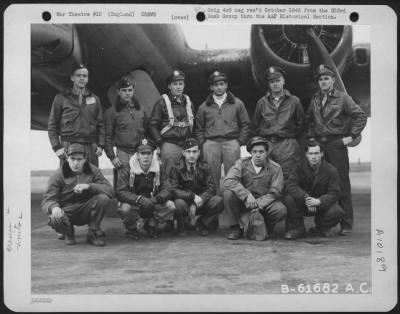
[
  {"left": 65, "top": 225, "right": 76, "bottom": 245},
  {"left": 87, "top": 229, "right": 106, "bottom": 246}
]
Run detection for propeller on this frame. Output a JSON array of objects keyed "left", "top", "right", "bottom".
[{"left": 249, "top": 24, "right": 353, "bottom": 97}]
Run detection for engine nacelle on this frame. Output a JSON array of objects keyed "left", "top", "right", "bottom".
[{"left": 250, "top": 25, "right": 353, "bottom": 98}]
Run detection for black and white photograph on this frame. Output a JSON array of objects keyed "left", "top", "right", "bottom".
[{"left": 3, "top": 4, "right": 397, "bottom": 312}]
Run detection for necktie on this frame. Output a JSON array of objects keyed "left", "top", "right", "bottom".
[
  {"left": 321, "top": 94, "right": 328, "bottom": 107},
  {"left": 320, "top": 94, "right": 328, "bottom": 117},
  {"left": 78, "top": 91, "right": 84, "bottom": 105},
  {"left": 190, "top": 166, "right": 195, "bottom": 175}
]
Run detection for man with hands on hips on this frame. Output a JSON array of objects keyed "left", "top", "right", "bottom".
[{"left": 306, "top": 64, "right": 367, "bottom": 234}]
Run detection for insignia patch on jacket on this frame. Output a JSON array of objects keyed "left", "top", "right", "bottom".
[{"left": 86, "top": 97, "right": 96, "bottom": 105}]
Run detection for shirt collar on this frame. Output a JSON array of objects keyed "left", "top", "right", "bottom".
[
  {"left": 127, "top": 102, "right": 136, "bottom": 109},
  {"left": 175, "top": 96, "right": 183, "bottom": 103},
  {"left": 320, "top": 88, "right": 336, "bottom": 98},
  {"left": 71, "top": 86, "right": 86, "bottom": 96},
  {"left": 169, "top": 92, "right": 184, "bottom": 103},
  {"left": 213, "top": 93, "right": 227, "bottom": 101},
  {"left": 251, "top": 159, "right": 267, "bottom": 171},
  {"left": 266, "top": 89, "right": 290, "bottom": 100},
  {"left": 185, "top": 161, "right": 196, "bottom": 172}
]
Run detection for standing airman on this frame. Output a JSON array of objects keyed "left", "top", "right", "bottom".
[
  {"left": 253, "top": 66, "right": 304, "bottom": 181},
  {"left": 149, "top": 70, "right": 195, "bottom": 175},
  {"left": 306, "top": 64, "right": 367, "bottom": 234},
  {"left": 104, "top": 77, "right": 148, "bottom": 169},
  {"left": 195, "top": 71, "right": 250, "bottom": 193},
  {"left": 48, "top": 64, "right": 105, "bottom": 166}
]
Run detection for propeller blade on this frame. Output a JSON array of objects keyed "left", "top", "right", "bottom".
[
  {"left": 299, "top": 45, "right": 310, "bottom": 64},
  {"left": 286, "top": 43, "right": 297, "bottom": 62},
  {"left": 304, "top": 26, "right": 347, "bottom": 93}
]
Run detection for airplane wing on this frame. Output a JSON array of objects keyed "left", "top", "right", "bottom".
[{"left": 31, "top": 24, "right": 370, "bottom": 130}]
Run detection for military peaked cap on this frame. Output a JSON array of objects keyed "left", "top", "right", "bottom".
[
  {"left": 265, "top": 66, "right": 286, "bottom": 81},
  {"left": 246, "top": 137, "right": 270, "bottom": 153}
]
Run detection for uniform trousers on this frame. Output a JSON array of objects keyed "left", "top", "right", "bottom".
[
  {"left": 116, "top": 149, "right": 134, "bottom": 166},
  {"left": 160, "top": 142, "right": 184, "bottom": 176},
  {"left": 284, "top": 194, "right": 345, "bottom": 231},
  {"left": 322, "top": 139, "right": 353, "bottom": 230},
  {"left": 112, "top": 149, "right": 135, "bottom": 193},
  {"left": 223, "top": 190, "right": 287, "bottom": 234},
  {"left": 48, "top": 194, "right": 109, "bottom": 232},
  {"left": 268, "top": 138, "right": 300, "bottom": 181},
  {"left": 202, "top": 139, "right": 241, "bottom": 194},
  {"left": 174, "top": 196, "right": 224, "bottom": 230},
  {"left": 119, "top": 200, "right": 175, "bottom": 232}
]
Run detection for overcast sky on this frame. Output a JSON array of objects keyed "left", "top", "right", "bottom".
[{"left": 30, "top": 25, "right": 370, "bottom": 170}]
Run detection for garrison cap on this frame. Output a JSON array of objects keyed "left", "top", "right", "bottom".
[
  {"left": 167, "top": 70, "right": 185, "bottom": 84},
  {"left": 71, "top": 63, "right": 88, "bottom": 75},
  {"left": 246, "top": 136, "right": 270, "bottom": 153},
  {"left": 66, "top": 143, "right": 86, "bottom": 156},
  {"left": 315, "top": 64, "right": 336, "bottom": 78},
  {"left": 118, "top": 77, "right": 135, "bottom": 89},
  {"left": 135, "top": 138, "right": 157, "bottom": 153},
  {"left": 265, "top": 66, "right": 286, "bottom": 81},
  {"left": 183, "top": 138, "right": 200, "bottom": 150},
  {"left": 208, "top": 71, "right": 228, "bottom": 85}
]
